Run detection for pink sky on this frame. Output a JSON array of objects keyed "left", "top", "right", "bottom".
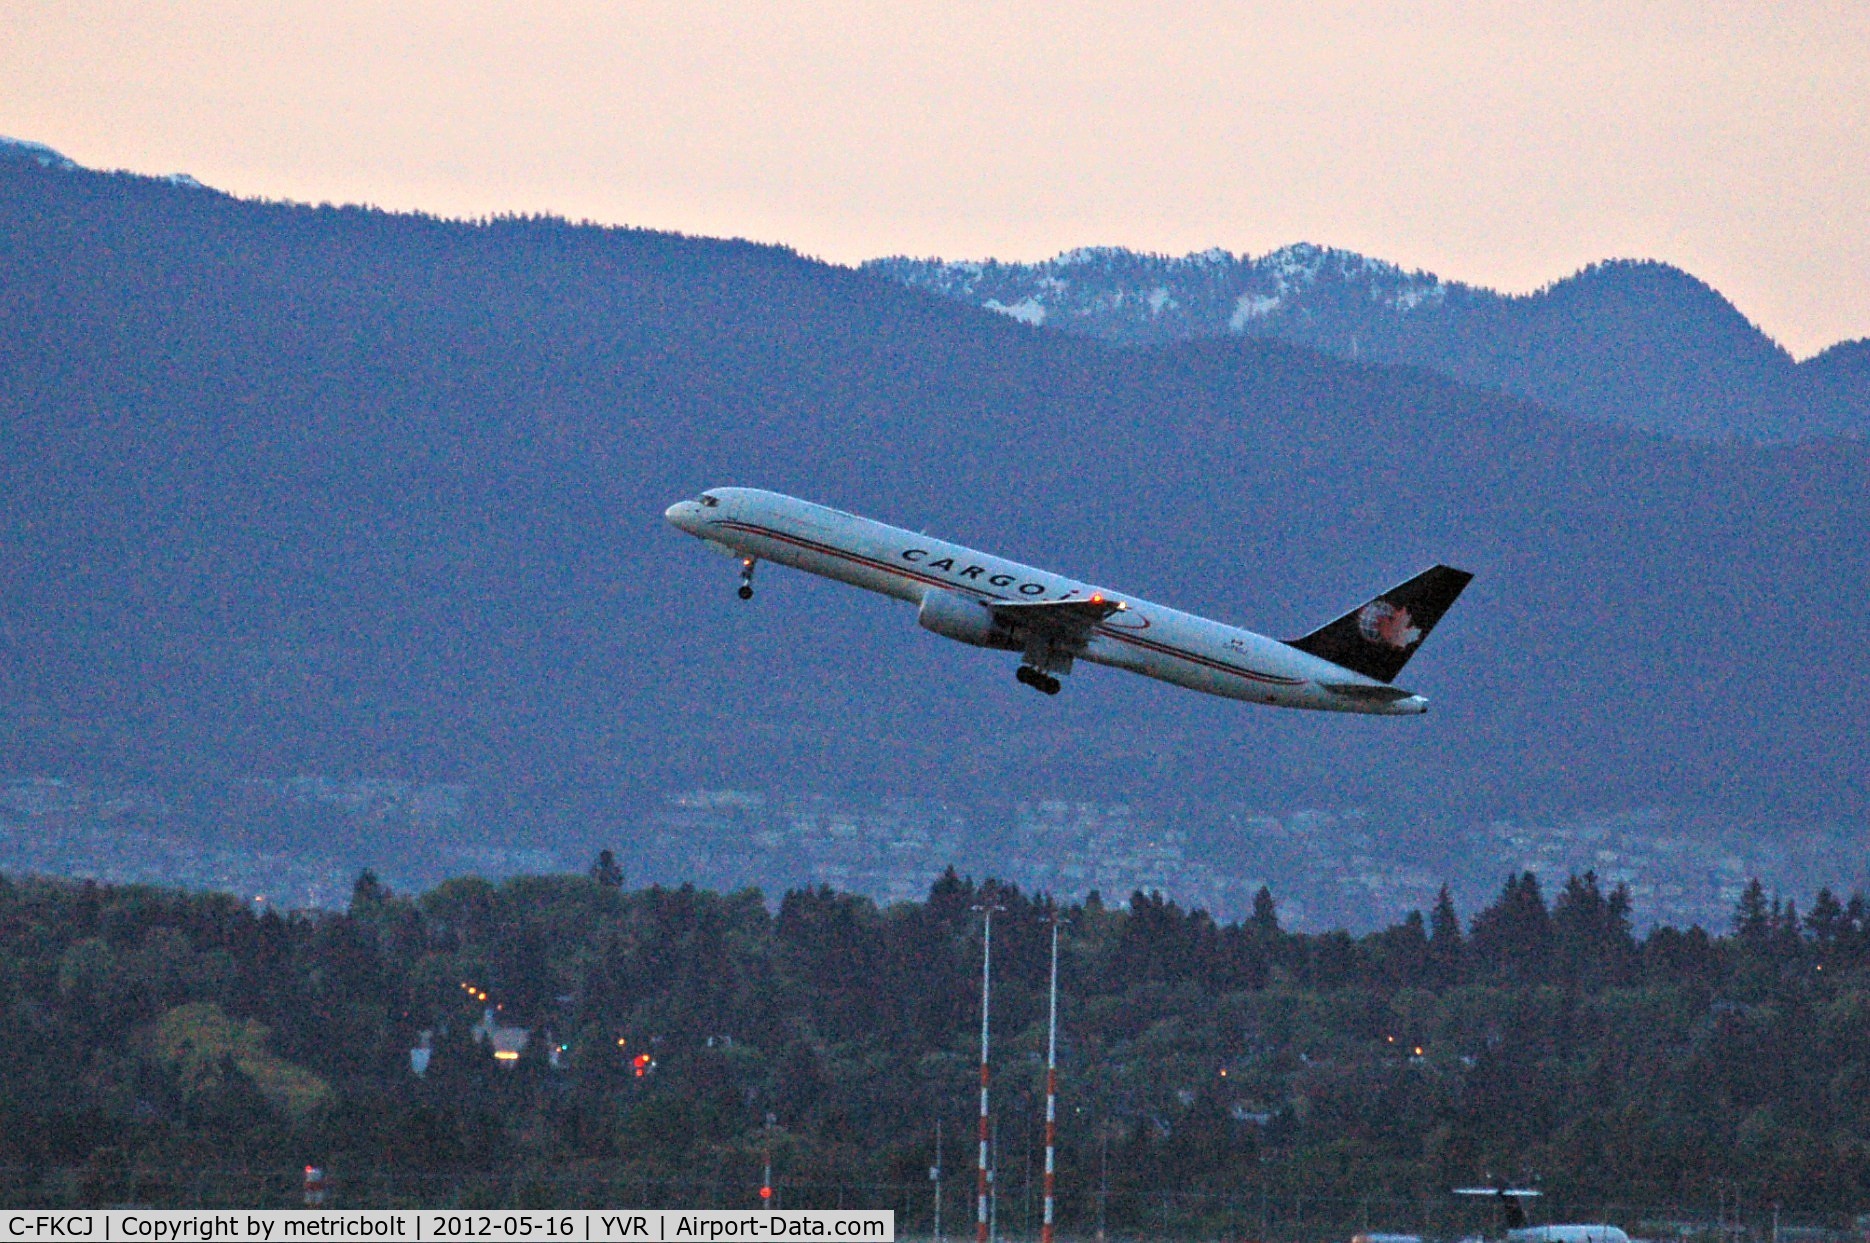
[{"left": 4, "top": 1, "right": 1866, "bottom": 355}]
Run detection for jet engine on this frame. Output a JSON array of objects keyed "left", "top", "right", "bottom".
[{"left": 917, "top": 588, "right": 1019, "bottom": 650}]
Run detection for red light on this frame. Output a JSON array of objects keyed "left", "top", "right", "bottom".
[{"left": 760, "top": 1187, "right": 772, "bottom": 1200}]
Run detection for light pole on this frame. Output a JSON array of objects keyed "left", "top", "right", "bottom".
[
  {"left": 972, "top": 897, "right": 1005, "bottom": 1243},
  {"left": 932, "top": 1119, "right": 943, "bottom": 1243},
  {"left": 761, "top": 1112, "right": 776, "bottom": 1209},
  {"left": 1097, "top": 1128, "right": 1109, "bottom": 1243},
  {"left": 1041, "top": 916, "right": 1064, "bottom": 1243},
  {"left": 989, "top": 1116, "right": 999, "bottom": 1243}
]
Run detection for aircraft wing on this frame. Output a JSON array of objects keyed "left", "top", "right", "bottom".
[{"left": 987, "top": 595, "right": 1126, "bottom": 639}]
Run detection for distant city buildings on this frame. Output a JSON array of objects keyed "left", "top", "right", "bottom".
[
  {"left": 2, "top": 774, "right": 1866, "bottom": 932},
  {"left": 0, "top": 774, "right": 548, "bottom": 910},
  {"left": 631, "top": 789, "right": 1867, "bottom": 931}
]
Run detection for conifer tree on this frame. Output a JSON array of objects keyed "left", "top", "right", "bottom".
[
  {"left": 1250, "top": 886, "right": 1279, "bottom": 935},
  {"left": 588, "top": 849, "right": 624, "bottom": 890},
  {"left": 1428, "top": 885, "right": 1463, "bottom": 987},
  {"left": 1734, "top": 878, "right": 1772, "bottom": 946}
]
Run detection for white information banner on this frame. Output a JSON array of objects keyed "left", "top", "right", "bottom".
[{"left": 0, "top": 1213, "right": 893, "bottom": 1243}]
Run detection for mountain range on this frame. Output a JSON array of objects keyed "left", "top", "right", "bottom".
[
  {"left": 869, "top": 246, "right": 1870, "bottom": 442},
  {"left": 2, "top": 140, "right": 1866, "bottom": 851}
]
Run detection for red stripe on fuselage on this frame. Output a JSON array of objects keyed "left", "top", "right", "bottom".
[
  {"left": 1098, "top": 627, "right": 1305, "bottom": 686},
  {"left": 715, "top": 520, "right": 964, "bottom": 595},
  {"left": 711, "top": 519, "right": 1305, "bottom": 688}
]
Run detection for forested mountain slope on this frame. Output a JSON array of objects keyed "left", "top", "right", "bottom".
[
  {"left": 3, "top": 150, "right": 1868, "bottom": 828},
  {"left": 871, "top": 246, "right": 1870, "bottom": 440}
]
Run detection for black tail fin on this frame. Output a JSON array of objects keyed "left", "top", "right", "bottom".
[{"left": 1285, "top": 565, "right": 1473, "bottom": 682}]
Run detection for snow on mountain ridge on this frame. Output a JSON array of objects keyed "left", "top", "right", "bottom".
[
  {"left": 1230, "top": 294, "right": 1282, "bottom": 328},
  {"left": 865, "top": 242, "right": 1457, "bottom": 339},
  {"left": 2, "top": 136, "right": 211, "bottom": 192},
  {"left": 864, "top": 244, "right": 1868, "bottom": 439},
  {"left": 0, "top": 136, "right": 79, "bottom": 171},
  {"left": 982, "top": 296, "right": 1047, "bottom": 326}
]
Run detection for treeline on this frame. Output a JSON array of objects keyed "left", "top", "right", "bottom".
[{"left": 4, "top": 864, "right": 1870, "bottom": 1217}]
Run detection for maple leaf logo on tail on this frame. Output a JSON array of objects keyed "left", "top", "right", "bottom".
[
  {"left": 1286, "top": 564, "right": 1472, "bottom": 683},
  {"left": 1356, "top": 601, "right": 1422, "bottom": 650}
]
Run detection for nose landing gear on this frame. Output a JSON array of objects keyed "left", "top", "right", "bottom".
[
  {"left": 738, "top": 558, "right": 756, "bottom": 600},
  {"left": 1015, "top": 666, "right": 1061, "bottom": 695}
]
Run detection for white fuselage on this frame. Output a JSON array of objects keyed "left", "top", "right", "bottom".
[{"left": 664, "top": 487, "right": 1430, "bottom": 715}]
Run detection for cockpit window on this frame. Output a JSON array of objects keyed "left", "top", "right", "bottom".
[{"left": 698, "top": 494, "right": 720, "bottom": 508}]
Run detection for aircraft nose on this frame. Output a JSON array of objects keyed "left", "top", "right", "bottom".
[{"left": 664, "top": 500, "right": 696, "bottom": 531}]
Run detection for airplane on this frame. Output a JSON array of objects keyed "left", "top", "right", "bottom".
[
  {"left": 663, "top": 487, "right": 1471, "bottom": 715},
  {"left": 1455, "top": 1186, "right": 1543, "bottom": 1232},
  {"left": 1452, "top": 1185, "right": 1631, "bottom": 1243}
]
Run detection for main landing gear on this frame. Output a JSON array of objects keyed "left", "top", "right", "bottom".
[
  {"left": 738, "top": 558, "right": 756, "bottom": 600},
  {"left": 1016, "top": 666, "right": 1061, "bottom": 695}
]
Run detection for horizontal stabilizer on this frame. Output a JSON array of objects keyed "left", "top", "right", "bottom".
[{"left": 1286, "top": 565, "right": 1473, "bottom": 682}]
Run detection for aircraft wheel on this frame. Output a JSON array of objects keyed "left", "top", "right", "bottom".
[
  {"left": 738, "top": 585, "right": 754, "bottom": 600},
  {"left": 1016, "top": 667, "right": 1061, "bottom": 694}
]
